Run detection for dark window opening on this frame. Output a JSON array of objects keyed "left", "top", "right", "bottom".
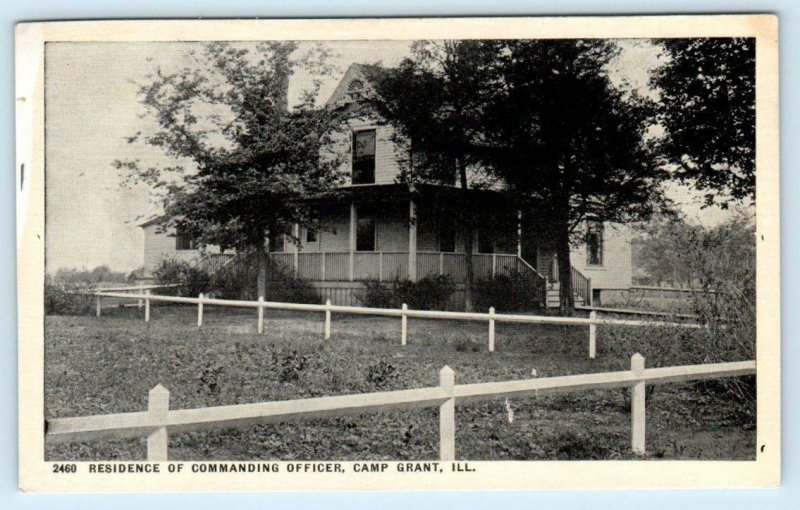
[
  {"left": 356, "top": 213, "right": 376, "bottom": 252},
  {"left": 352, "top": 130, "right": 376, "bottom": 184},
  {"left": 586, "top": 222, "right": 604, "bottom": 266},
  {"left": 478, "top": 230, "right": 494, "bottom": 254},
  {"left": 175, "top": 233, "right": 196, "bottom": 251},
  {"left": 306, "top": 226, "right": 318, "bottom": 243},
  {"left": 439, "top": 224, "right": 456, "bottom": 253},
  {"left": 270, "top": 232, "right": 285, "bottom": 253}
]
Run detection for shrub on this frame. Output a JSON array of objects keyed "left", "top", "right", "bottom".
[
  {"left": 356, "top": 275, "right": 455, "bottom": 310},
  {"left": 211, "top": 252, "right": 319, "bottom": 303},
  {"left": 152, "top": 258, "right": 212, "bottom": 297},
  {"left": 473, "top": 270, "right": 542, "bottom": 312},
  {"left": 44, "top": 277, "right": 96, "bottom": 315},
  {"left": 364, "top": 360, "right": 398, "bottom": 390}
]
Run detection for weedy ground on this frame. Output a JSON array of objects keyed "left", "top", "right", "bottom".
[{"left": 44, "top": 305, "right": 755, "bottom": 461}]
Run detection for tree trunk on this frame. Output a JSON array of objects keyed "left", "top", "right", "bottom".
[
  {"left": 256, "top": 236, "right": 268, "bottom": 300},
  {"left": 556, "top": 225, "right": 575, "bottom": 314},
  {"left": 458, "top": 158, "right": 475, "bottom": 312}
]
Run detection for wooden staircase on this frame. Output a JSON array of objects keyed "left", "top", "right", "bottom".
[{"left": 545, "top": 282, "right": 587, "bottom": 309}]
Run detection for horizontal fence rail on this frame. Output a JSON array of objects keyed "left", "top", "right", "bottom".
[
  {"left": 94, "top": 291, "right": 705, "bottom": 358},
  {"left": 46, "top": 356, "right": 756, "bottom": 461}
]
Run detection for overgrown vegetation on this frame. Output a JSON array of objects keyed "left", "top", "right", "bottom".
[
  {"left": 152, "top": 258, "right": 212, "bottom": 298},
  {"left": 44, "top": 277, "right": 96, "bottom": 316},
  {"left": 211, "top": 252, "right": 319, "bottom": 304},
  {"left": 473, "top": 271, "right": 543, "bottom": 312},
  {"left": 357, "top": 275, "right": 455, "bottom": 310},
  {"left": 44, "top": 309, "right": 755, "bottom": 461},
  {"left": 613, "top": 211, "right": 756, "bottom": 421}
]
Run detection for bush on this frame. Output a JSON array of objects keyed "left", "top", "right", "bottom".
[
  {"left": 473, "top": 270, "right": 542, "bottom": 312},
  {"left": 152, "top": 258, "right": 212, "bottom": 297},
  {"left": 44, "top": 277, "right": 96, "bottom": 315},
  {"left": 211, "top": 252, "right": 319, "bottom": 303},
  {"left": 357, "top": 275, "right": 455, "bottom": 310}
]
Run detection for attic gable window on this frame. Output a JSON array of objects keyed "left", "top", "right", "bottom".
[
  {"left": 586, "top": 222, "right": 604, "bottom": 266},
  {"left": 352, "top": 129, "right": 376, "bottom": 184},
  {"left": 347, "top": 79, "right": 365, "bottom": 101}
]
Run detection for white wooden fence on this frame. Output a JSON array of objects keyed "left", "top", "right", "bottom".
[
  {"left": 46, "top": 355, "right": 756, "bottom": 461},
  {"left": 94, "top": 291, "right": 704, "bottom": 359}
]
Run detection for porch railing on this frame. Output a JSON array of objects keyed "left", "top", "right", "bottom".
[{"left": 571, "top": 266, "right": 593, "bottom": 306}]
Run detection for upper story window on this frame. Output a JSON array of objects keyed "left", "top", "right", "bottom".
[
  {"left": 586, "top": 222, "right": 604, "bottom": 266},
  {"left": 306, "top": 225, "right": 318, "bottom": 243},
  {"left": 352, "top": 129, "right": 376, "bottom": 184},
  {"left": 175, "top": 232, "right": 196, "bottom": 251}
]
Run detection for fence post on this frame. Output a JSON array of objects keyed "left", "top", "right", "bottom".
[
  {"left": 439, "top": 366, "right": 456, "bottom": 461},
  {"left": 257, "top": 296, "right": 265, "bottom": 334},
  {"left": 379, "top": 252, "right": 384, "bottom": 282},
  {"left": 492, "top": 254, "right": 497, "bottom": 278},
  {"left": 401, "top": 303, "right": 408, "bottom": 346},
  {"left": 631, "top": 353, "right": 646, "bottom": 455},
  {"left": 589, "top": 310, "right": 597, "bottom": 359},
  {"left": 321, "top": 252, "right": 326, "bottom": 282},
  {"left": 96, "top": 294, "right": 101, "bottom": 317},
  {"left": 144, "top": 289, "right": 151, "bottom": 323},
  {"left": 324, "top": 299, "right": 332, "bottom": 340},
  {"left": 138, "top": 284, "right": 144, "bottom": 309},
  {"left": 197, "top": 293, "right": 204, "bottom": 328},
  {"left": 147, "top": 384, "right": 170, "bottom": 461},
  {"left": 488, "top": 307, "right": 496, "bottom": 352}
]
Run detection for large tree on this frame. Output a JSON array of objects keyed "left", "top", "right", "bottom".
[
  {"left": 365, "top": 41, "right": 502, "bottom": 311},
  {"left": 482, "top": 40, "right": 662, "bottom": 311},
  {"left": 116, "top": 42, "right": 345, "bottom": 297},
  {"left": 652, "top": 38, "right": 756, "bottom": 205}
]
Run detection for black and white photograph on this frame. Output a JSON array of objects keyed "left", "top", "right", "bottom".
[{"left": 16, "top": 16, "right": 779, "bottom": 491}]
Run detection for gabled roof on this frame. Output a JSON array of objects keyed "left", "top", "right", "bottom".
[
  {"left": 137, "top": 215, "right": 167, "bottom": 228},
  {"left": 324, "top": 63, "right": 385, "bottom": 108}
]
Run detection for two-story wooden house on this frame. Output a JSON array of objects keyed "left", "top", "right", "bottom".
[{"left": 140, "top": 63, "right": 633, "bottom": 309}]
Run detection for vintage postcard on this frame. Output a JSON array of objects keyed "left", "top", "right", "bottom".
[{"left": 17, "top": 15, "right": 780, "bottom": 492}]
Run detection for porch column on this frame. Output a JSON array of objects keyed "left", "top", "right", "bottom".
[
  {"left": 517, "top": 209, "right": 523, "bottom": 258},
  {"left": 349, "top": 201, "right": 356, "bottom": 281},
  {"left": 408, "top": 199, "right": 418, "bottom": 281},
  {"left": 292, "top": 223, "right": 299, "bottom": 278}
]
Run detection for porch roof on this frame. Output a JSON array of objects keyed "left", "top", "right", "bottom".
[{"left": 295, "top": 183, "right": 513, "bottom": 207}]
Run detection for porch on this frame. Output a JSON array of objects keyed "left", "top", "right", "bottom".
[{"left": 270, "top": 250, "right": 536, "bottom": 283}]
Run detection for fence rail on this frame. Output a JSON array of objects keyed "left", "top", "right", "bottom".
[
  {"left": 45, "top": 356, "right": 756, "bottom": 461},
  {"left": 94, "top": 291, "right": 703, "bottom": 358}
]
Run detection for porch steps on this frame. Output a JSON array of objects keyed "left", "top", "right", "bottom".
[{"left": 545, "top": 287, "right": 586, "bottom": 309}]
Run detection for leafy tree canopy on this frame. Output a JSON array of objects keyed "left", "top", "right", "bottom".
[
  {"left": 116, "top": 42, "right": 346, "bottom": 253},
  {"left": 652, "top": 38, "right": 755, "bottom": 206}
]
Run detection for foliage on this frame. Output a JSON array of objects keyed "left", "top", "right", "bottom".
[
  {"left": 652, "top": 38, "right": 755, "bottom": 205},
  {"left": 274, "top": 351, "right": 308, "bottom": 383},
  {"left": 364, "top": 360, "right": 398, "bottom": 390},
  {"left": 45, "top": 311, "right": 755, "bottom": 461},
  {"left": 44, "top": 277, "right": 96, "bottom": 316},
  {"left": 152, "top": 258, "right": 212, "bottom": 297},
  {"left": 369, "top": 40, "right": 662, "bottom": 311},
  {"left": 115, "top": 42, "right": 347, "bottom": 296},
  {"left": 53, "top": 265, "right": 128, "bottom": 285},
  {"left": 482, "top": 40, "right": 662, "bottom": 310},
  {"left": 211, "top": 251, "right": 319, "bottom": 303},
  {"left": 365, "top": 41, "right": 505, "bottom": 311},
  {"left": 357, "top": 275, "right": 455, "bottom": 310},
  {"left": 473, "top": 271, "right": 543, "bottom": 312},
  {"left": 608, "top": 211, "right": 756, "bottom": 420}
]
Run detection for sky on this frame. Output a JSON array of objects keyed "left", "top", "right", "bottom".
[{"left": 45, "top": 39, "right": 742, "bottom": 273}]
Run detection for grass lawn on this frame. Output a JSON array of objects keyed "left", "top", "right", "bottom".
[{"left": 44, "top": 305, "right": 755, "bottom": 461}]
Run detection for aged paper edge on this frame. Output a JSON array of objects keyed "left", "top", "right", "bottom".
[{"left": 16, "top": 15, "right": 780, "bottom": 492}]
